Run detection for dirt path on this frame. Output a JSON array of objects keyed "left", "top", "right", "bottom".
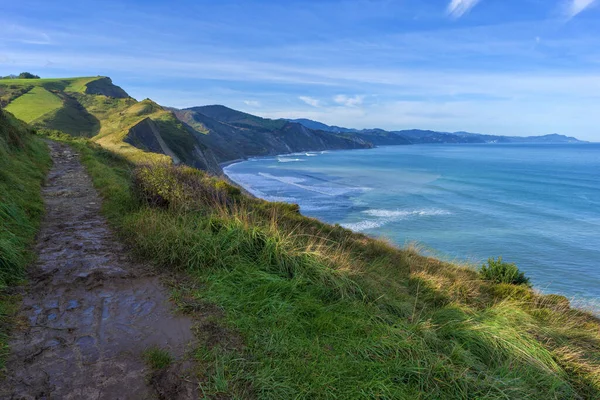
[{"left": 1, "top": 142, "right": 197, "bottom": 399}]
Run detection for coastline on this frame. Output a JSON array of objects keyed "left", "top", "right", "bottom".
[
  {"left": 222, "top": 144, "right": 600, "bottom": 315},
  {"left": 219, "top": 158, "right": 247, "bottom": 169}
]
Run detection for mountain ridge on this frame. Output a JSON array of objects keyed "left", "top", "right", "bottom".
[{"left": 289, "top": 118, "right": 587, "bottom": 144}]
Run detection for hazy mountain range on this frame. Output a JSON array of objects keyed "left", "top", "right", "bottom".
[{"left": 289, "top": 119, "right": 586, "bottom": 145}]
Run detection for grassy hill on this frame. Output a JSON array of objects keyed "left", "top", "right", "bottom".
[
  {"left": 0, "top": 109, "right": 50, "bottom": 367},
  {"left": 0, "top": 77, "right": 222, "bottom": 173},
  {"left": 1, "top": 78, "right": 371, "bottom": 173}
]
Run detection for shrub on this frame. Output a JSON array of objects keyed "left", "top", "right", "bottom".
[
  {"left": 480, "top": 257, "right": 530, "bottom": 286},
  {"left": 133, "top": 163, "right": 239, "bottom": 211}
]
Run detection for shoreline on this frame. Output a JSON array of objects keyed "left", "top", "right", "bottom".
[
  {"left": 219, "top": 158, "right": 247, "bottom": 169},
  {"left": 221, "top": 146, "right": 600, "bottom": 315}
]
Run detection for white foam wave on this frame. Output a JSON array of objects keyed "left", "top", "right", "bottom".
[
  {"left": 258, "top": 173, "right": 368, "bottom": 197},
  {"left": 278, "top": 157, "right": 305, "bottom": 163},
  {"left": 341, "top": 220, "right": 387, "bottom": 231},
  {"left": 305, "top": 152, "right": 318, "bottom": 156},
  {"left": 342, "top": 208, "right": 451, "bottom": 232},
  {"left": 365, "top": 209, "right": 451, "bottom": 218}
]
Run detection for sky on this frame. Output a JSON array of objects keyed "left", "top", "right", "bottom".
[{"left": 1, "top": 0, "right": 599, "bottom": 140}]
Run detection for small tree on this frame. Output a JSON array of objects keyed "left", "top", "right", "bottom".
[
  {"left": 17, "top": 72, "right": 40, "bottom": 79},
  {"left": 480, "top": 257, "right": 531, "bottom": 286}
]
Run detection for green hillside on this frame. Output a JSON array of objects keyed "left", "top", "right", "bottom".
[
  {"left": 174, "top": 106, "right": 372, "bottom": 162},
  {"left": 0, "top": 109, "right": 50, "bottom": 367},
  {"left": 1, "top": 76, "right": 371, "bottom": 173},
  {"left": 4, "top": 87, "right": 63, "bottom": 123},
  {"left": 189, "top": 104, "right": 288, "bottom": 131},
  {"left": 0, "top": 77, "right": 222, "bottom": 172}
]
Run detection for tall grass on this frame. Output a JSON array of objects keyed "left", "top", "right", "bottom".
[
  {"left": 59, "top": 138, "right": 600, "bottom": 399},
  {"left": 0, "top": 110, "right": 50, "bottom": 367}
]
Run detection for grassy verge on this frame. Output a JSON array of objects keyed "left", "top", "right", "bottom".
[
  {"left": 49, "top": 132, "right": 600, "bottom": 399},
  {"left": 0, "top": 111, "right": 51, "bottom": 368}
]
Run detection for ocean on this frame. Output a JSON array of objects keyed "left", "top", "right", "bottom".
[{"left": 224, "top": 144, "right": 600, "bottom": 311}]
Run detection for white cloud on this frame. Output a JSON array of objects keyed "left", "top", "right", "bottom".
[
  {"left": 334, "top": 94, "right": 364, "bottom": 107},
  {"left": 0, "top": 23, "right": 53, "bottom": 45},
  {"left": 299, "top": 96, "right": 321, "bottom": 107},
  {"left": 243, "top": 100, "right": 261, "bottom": 107},
  {"left": 565, "top": 0, "right": 597, "bottom": 18},
  {"left": 447, "top": 0, "right": 481, "bottom": 18}
]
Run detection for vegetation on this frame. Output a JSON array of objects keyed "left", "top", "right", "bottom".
[
  {"left": 44, "top": 132, "right": 600, "bottom": 399},
  {"left": 143, "top": 347, "right": 173, "bottom": 370},
  {"left": 2, "top": 75, "right": 598, "bottom": 397},
  {"left": 1, "top": 72, "right": 40, "bottom": 80},
  {"left": 4, "top": 87, "right": 63, "bottom": 123},
  {"left": 0, "top": 110, "right": 51, "bottom": 368},
  {"left": 480, "top": 257, "right": 531, "bottom": 286}
]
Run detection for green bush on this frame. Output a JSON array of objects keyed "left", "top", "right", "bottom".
[{"left": 480, "top": 257, "right": 531, "bottom": 286}]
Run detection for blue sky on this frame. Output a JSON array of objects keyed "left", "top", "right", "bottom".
[{"left": 1, "top": 0, "right": 599, "bottom": 140}]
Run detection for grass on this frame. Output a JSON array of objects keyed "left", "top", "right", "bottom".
[
  {"left": 0, "top": 110, "right": 51, "bottom": 368},
  {"left": 143, "top": 347, "right": 173, "bottom": 370},
  {"left": 5, "top": 86, "right": 63, "bottom": 123},
  {"left": 0, "top": 76, "right": 101, "bottom": 93},
  {"left": 2, "top": 76, "right": 207, "bottom": 168},
  {"left": 48, "top": 134, "right": 600, "bottom": 399}
]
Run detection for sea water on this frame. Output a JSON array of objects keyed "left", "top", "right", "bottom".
[{"left": 224, "top": 144, "right": 600, "bottom": 311}]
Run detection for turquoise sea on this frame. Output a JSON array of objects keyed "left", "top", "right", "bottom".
[{"left": 224, "top": 144, "right": 600, "bottom": 311}]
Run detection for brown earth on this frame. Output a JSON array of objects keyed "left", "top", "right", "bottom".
[{"left": 1, "top": 141, "right": 198, "bottom": 399}]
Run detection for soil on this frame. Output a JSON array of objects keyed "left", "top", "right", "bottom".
[{"left": 1, "top": 142, "right": 198, "bottom": 399}]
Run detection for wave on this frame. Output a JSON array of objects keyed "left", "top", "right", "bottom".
[
  {"left": 306, "top": 152, "right": 318, "bottom": 156},
  {"left": 364, "top": 209, "right": 451, "bottom": 218},
  {"left": 341, "top": 220, "right": 387, "bottom": 231},
  {"left": 258, "top": 173, "right": 369, "bottom": 197},
  {"left": 342, "top": 208, "right": 451, "bottom": 232},
  {"left": 278, "top": 157, "right": 305, "bottom": 163}
]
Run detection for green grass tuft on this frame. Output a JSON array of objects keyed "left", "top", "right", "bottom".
[{"left": 143, "top": 347, "right": 173, "bottom": 370}]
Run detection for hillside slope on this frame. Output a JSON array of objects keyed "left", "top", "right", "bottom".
[
  {"left": 0, "top": 77, "right": 222, "bottom": 173},
  {"left": 173, "top": 105, "right": 373, "bottom": 162},
  {"left": 0, "top": 109, "right": 50, "bottom": 367},
  {"left": 2, "top": 78, "right": 372, "bottom": 173}
]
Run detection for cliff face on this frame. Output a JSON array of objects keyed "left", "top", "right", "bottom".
[
  {"left": 84, "top": 77, "right": 130, "bottom": 98},
  {"left": 173, "top": 105, "right": 372, "bottom": 163},
  {"left": 124, "top": 117, "right": 222, "bottom": 174}
]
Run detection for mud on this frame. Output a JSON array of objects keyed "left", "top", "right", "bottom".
[{"left": 1, "top": 142, "right": 197, "bottom": 399}]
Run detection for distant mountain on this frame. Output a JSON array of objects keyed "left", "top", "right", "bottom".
[
  {"left": 291, "top": 118, "right": 587, "bottom": 144},
  {"left": 172, "top": 105, "right": 372, "bottom": 163},
  {"left": 289, "top": 118, "right": 357, "bottom": 134}
]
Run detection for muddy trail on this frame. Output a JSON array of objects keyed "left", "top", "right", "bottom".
[{"left": 1, "top": 142, "right": 197, "bottom": 399}]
